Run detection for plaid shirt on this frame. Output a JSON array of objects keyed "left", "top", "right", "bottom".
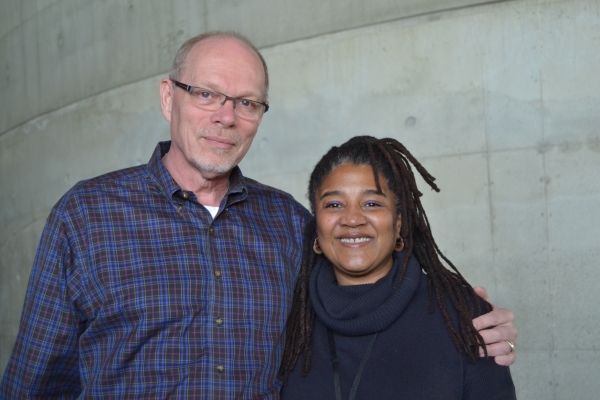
[{"left": 1, "top": 142, "right": 309, "bottom": 399}]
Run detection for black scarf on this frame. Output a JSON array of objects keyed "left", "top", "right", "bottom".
[{"left": 309, "top": 250, "right": 422, "bottom": 336}]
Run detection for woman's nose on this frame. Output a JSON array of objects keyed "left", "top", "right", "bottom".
[{"left": 340, "top": 205, "right": 366, "bottom": 227}]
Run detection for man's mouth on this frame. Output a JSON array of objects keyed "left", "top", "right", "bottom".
[{"left": 203, "top": 135, "right": 235, "bottom": 149}]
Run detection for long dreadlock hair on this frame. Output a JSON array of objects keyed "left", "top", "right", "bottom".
[{"left": 279, "top": 135, "right": 491, "bottom": 382}]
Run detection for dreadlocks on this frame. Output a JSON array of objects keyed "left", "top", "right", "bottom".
[{"left": 279, "top": 135, "right": 491, "bottom": 382}]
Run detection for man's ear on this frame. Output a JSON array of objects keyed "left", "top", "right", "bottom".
[{"left": 159, "top": 79, "right": 173, "bottom": 122}]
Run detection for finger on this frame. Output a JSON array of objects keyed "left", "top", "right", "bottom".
[
  {"left": 479, "top": 339, "right": 517, "bottom": 357},
  {"left": 493, "top": 353, "right": 516, "bottom": 367},
  {"left": 473, "top": 286, "right": 491, "bottom": 303},
  {"left": 477, "top": 324, "right": 518, "bottom": 346},
  {"left": 472, "top": 308, "right": 514, "bottom": 330}
]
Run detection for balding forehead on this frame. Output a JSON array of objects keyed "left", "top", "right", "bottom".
[
  {"left": 170, "top": 32, "right": 269, "bottom": 100},
  {"left": 183, "top": 35, "right": 268, "bottom": 98}
]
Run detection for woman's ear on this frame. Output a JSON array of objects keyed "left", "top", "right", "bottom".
[
  {"left": 394, "top": 215, "right": 404, "bottom": 252},
  {"left": 313, "top": 238, "right": 323, "bottom": 254}
]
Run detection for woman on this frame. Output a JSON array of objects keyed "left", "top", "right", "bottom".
[{"left": 279, "top": 136, "right": 516, "bottom": 399}]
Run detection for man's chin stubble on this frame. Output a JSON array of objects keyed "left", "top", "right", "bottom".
[
  {"left": 193, "top": 156, "right": 238, "bottom": 175},
  {"left": 193, "top": 130, "right": 244, "bottom": 174}
]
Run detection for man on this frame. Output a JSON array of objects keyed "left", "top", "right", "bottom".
[{"left": 1, "top": 31, "right": 517, "bottom": 399}]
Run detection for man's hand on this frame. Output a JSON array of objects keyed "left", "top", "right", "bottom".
[{"left": 472, "top": 286, "right": 517, "bottom": 366}]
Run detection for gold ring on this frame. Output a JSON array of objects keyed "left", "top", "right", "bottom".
[{"left": 507, "top": 340, "right": 515, "bottom": 353}]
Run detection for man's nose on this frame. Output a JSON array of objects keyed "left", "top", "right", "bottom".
[{"left": 210, "top": 97, "right": 237, "bottom": 126}]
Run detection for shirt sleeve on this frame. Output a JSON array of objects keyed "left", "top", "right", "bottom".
[
  {"left": 463, "top": 356, "right": 517, "bottom": 399},
  {"left": 0, "top": 205, "right": 86, "bottom": 399}
]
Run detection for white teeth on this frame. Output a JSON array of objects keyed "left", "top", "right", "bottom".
[{"left": 340, "top": 237, "right": 371, "bottom": 243}]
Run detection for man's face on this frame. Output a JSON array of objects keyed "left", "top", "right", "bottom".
[{"left": 160, "top": 37, "right": 267, "bottom": 178}]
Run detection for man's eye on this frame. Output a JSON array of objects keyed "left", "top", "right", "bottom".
[
  {"left": 199, "top": 91, "right": 212, "bottom": 99},
  {"left": 239, "top": 99, "right": 257, "bottom": 108}
]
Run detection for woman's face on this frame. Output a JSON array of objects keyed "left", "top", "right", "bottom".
[{"left": 315, "top": 163, "right": 402, "bottom": 286}]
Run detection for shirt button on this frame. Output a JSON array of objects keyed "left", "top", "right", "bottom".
[
  {"left": 209, "top": 227, "right": 215, "bottom": 235},
  {"left": 182, "top": 191, "right": 189, "bottom": 199},
  {"left": 177, "top": 205, "right": 183, "bottom": 213},
  {"left": 214, "top": 270, "right": 222, "bottom": 278},
  {"left": 216, "top": 318, "right": 223, "bottom": 325},
  {"left": 216, "top": 365, "right": 224, "bottom": 373}
]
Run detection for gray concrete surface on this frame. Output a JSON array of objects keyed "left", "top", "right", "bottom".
[{"left": 1, "top": 0, "right": 599, "bottom": 398}]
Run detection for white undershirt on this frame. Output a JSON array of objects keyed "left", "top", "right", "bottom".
[{"left": 203, "top": 205, "right": 219, "bottom": 218}]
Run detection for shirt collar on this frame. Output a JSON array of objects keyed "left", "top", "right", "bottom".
[{"left": 147, "top": 141, "right": 248, "bottom": 204}]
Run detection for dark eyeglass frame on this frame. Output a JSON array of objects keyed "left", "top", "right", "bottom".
[{"left": 172, "top": 79, "right": 269, "bottom": 114}]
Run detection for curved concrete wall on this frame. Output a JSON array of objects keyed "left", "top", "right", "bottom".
[{"left": 2, "top": 0, "right": 600, "bottom": 398}]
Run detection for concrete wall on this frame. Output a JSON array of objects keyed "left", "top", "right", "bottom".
[{"left": 1, "top": 0, "right": 599, "bottom": 398}]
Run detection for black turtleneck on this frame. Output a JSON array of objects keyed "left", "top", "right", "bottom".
[
  {"left": 281, "top": 251, "right": 516, "bottom": 399},
  {"left": 309, "top": 249, "right": 421, "bottom": 337}
]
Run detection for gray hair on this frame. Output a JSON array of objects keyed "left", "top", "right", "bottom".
[{"left": 169, "top": 31, "right": 269, "bottom": 101}]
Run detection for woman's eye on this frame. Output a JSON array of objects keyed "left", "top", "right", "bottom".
[
  {"left": 324, "top": 202, "right": 342, "bottom": 208},
  {"left": 365, "top": 201, "right": 383, "bottom": 207}
]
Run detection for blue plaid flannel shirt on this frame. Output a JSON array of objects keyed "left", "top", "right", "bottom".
[{"left": 1, "top": 141, "right": 309, "bottom": 399}]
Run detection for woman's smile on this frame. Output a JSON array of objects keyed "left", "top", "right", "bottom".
[{"left": 338, "top": 236, "right": 372, "bottom": 244}]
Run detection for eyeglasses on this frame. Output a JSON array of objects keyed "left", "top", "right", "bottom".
[{"left": 172, "top": 79, "right": 269, "bottom": 121}]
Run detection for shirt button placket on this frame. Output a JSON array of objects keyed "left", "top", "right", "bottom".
[{"left": 209, "top": 222, "right": 226, "bottom": 381}]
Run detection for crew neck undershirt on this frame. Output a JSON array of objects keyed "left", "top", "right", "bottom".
[{"left": 203, "top": 205, "right": 219, "bottom": 218}]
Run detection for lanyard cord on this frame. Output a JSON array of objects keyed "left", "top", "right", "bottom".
[{"left": 327, "top": 329, "right": 379, "bottom": 400}]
